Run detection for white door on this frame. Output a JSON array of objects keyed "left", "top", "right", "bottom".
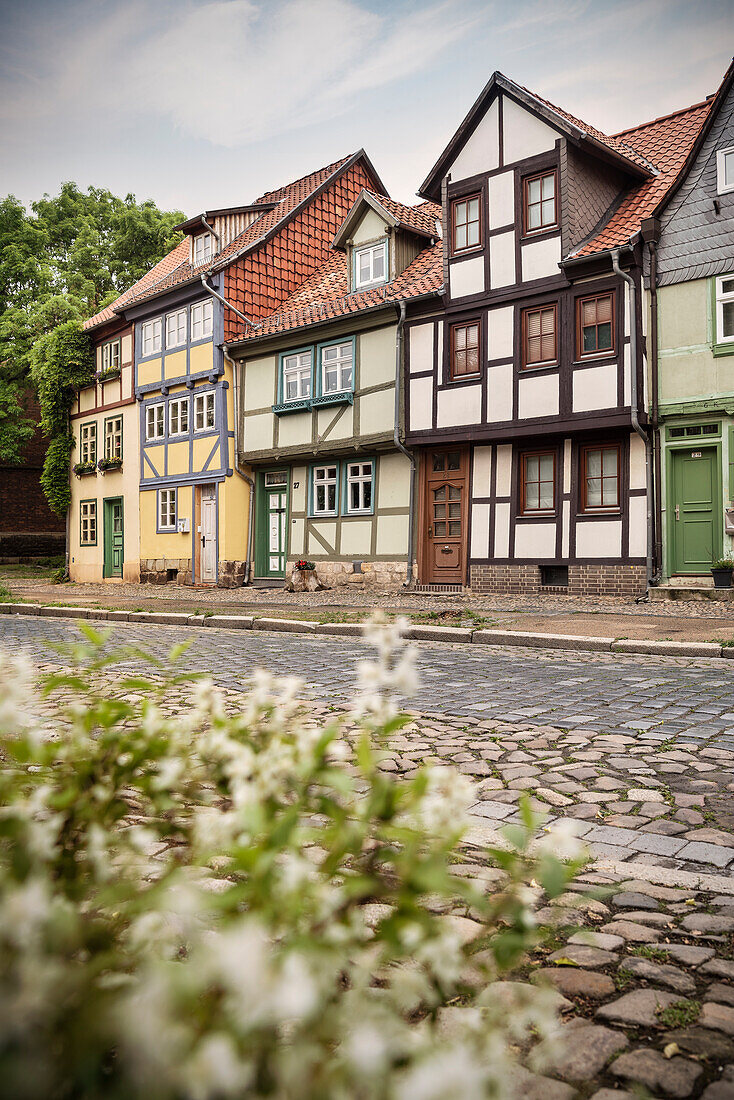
[{"left": 200, "top": 487, "right": 217, "bottom": 583}]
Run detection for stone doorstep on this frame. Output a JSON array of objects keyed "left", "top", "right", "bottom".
[{"left": 1, "top": 604, "right": 731, "bottom": 661}]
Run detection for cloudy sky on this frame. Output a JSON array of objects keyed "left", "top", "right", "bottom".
[{"left": 1, "top": 0, "right": 731, "bottom": 216}]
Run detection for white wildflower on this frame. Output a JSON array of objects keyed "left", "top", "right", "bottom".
[
  {"left": 536, "top": 818, "right": 588, "bottom": 862},
  {"left": 418, "top": 766, "right": 475, "bottom": 836},
  {"left": 397, "top": 1044, "right": 486, "bottom": 1100},
  {"left": 0, "top": 649, "right": 38, "bottom": 738},
  {"left": 184, "top": 1033, "right": 250, "bottom": 1100}
]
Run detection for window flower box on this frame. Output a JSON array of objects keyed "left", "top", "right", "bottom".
[
  {"left": 97, "top": 368, "right": 121, "bottom": 383},
  {"left": 73, "top": 461, "right": 97, "bottom": 477},
  {"left": 97, "top": 457, "right": 122, "bottom": 473}
]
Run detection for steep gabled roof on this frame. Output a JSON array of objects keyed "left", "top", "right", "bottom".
[
  {"left": 332, "top": 190, "right": 441, "bottom": 248},
  {"left": 84, "top": 150, "right": 387, "bottom": 330},
  {"left": 229, "top": 205, "right": 442, "bottom": 344},
  {"left": 419, "top": 71, "right": 654, "bottom": 200}
]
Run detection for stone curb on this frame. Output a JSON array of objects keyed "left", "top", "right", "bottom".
[{"left": 1, "top": 603, "right": 732, "bottom": 660}]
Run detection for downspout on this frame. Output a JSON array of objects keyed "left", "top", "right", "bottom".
[
  {"left": 394, "top": 300, "right": 415, "bottom": 585},
  {"left": 610, "top": 247, "right": 655, "bottom": 590},
  {"left": 199, "top": 274, "right": 259, "bottom": 328},
  {"left": 223, "top": 345, "right": 255, "bottom": 586},
  {"left": 646, "top": 228, "right": 664, "bottom": 581},
  {"left": 201, "top": 216, "right": 221, "bottom": 248}
]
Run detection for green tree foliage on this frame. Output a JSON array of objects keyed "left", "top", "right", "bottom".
[{"left": 0, "top": 184, "right": 183, "bottom": 464}]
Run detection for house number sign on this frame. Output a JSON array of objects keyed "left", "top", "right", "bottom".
[{"left": 691, "top": 451, "right": 702, "bottom": 458}]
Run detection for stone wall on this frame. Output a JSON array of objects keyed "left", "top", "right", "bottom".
[
  {"left": 290, "top": 560, "right": 409, "bottom": 589},
  {"left": 140, "top": 558, "right": 247, "bottom": 587},
  {"left": 469, "top": 563, "right": 647, "bottom": 598}
]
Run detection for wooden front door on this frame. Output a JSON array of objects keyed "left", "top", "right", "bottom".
[
  {"left": 422, "top": 448, "right": 469, "bottom": 583},
  {"left": 670, "top": 447, "right": 719, "bottom": 574},
  {"left": 200, "top": 485, "right": 217, "bottom": 584},
  {"left": 103, "top": 497, "right": 123, "bottom": 578},
  {"left": 258, "top": 470, "right": 289, "bottom": 579}
]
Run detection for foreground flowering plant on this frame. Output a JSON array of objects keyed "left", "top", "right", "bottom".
[{"left": 0, "top": 618, "right": 587, "bottom": 1099}]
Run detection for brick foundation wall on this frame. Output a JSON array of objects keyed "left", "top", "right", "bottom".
[{"left": 470, "top": 563, "right": 647, "bottom": 599}]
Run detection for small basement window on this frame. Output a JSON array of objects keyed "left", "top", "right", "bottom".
[{"left": 540, "top": 565, "right": 568, "bottom": 587}]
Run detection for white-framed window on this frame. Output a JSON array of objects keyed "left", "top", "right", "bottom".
[
  {"left": 141, "top": 318, "right": 162, "bottom": 356},
  {"left": 158, "top": 489, "right": 177, "bottom": 531},
  {"left": 194, "top": 391, "right": 215, "bottom": 432},
  {"left": 166, "top": 308, "right": 187, "bottom": 349},
  {"left": 345, "top": 460, "right": 373, "bottom": 514},
  {"left": 354, "top": 242, "right": 387, "bottom": 288},
  {"left": 715, "top": 275, "right": 734, "bottom": 345},
  {"left": 146, "top": 402, "right": 165, "bottom": 441},
  {"left": 104, "top": 416, "right": 123, "bottom": 460},
  {"left": 191, "top": 300, "right": 213, "bottom": 341},
  {"left": 80, "top": 422, "right": 96, "bottom": 464},
  {"left": 192, "top": 233, "right": 213, "bottom": 266},
  {"left": 312, "top": 465, "right": 338, "bottom": 516},
  {"left": 80, "top": 500, "right": 97, "bottom": 545},
  {"left": 168, "top": 396, "right": 189, "bottom": 436},
  {"left": 320, "top": 341, "right": 353, "bottom": 394},
  {"left": 282, "top": 350, "right": 312, "bottom": 402},
  {"left": 101, "top": 339, "right": 121, "bottom": 372},
  {"left": 716, "top": 147, "right": 734, "bottom": 195}
]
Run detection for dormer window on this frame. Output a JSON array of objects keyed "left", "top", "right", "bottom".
[
  {"left": 717, "top": 148, "right": 734, "bottom": 195},
  {"left": 354, "top": 242, "right": 387, "bottom": 289},
  {"left": 451, "top": 195, "right": 481, "bottom": 254},
  {"left": 193, "top": 232, "right": 213, "bottom": 266},
  {"left": 523, "top": 170, "right": 558, "bottom": 235}
]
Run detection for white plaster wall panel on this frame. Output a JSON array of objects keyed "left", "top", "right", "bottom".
[
  {"left": 244, "top": 413, "right": 273, "bottom": 452},
  {"left": 489, "top": 231, "right": 515, "bottom": 289},
  {"left": 278, "top": 412, "right": 313, "bottom": 449},
  {"left": 629, "top": 432, "right": 646, "bottom": 490},
  {"left": 494, "top": 501, "right": 510, "bottom": 558},
  {"left": 502, "top": 96, "right": 558, "bottom": 162},
  {"left": 575, "top": 520, "right": 622, "bottom": 558},
  {"left": 572, "top": 363, "right": 617, "bottom": 412},
  {"left": 473, "top": 447, "right": 492, "bottom": 497},
  {"left": 496, "top": 445, "right": 513, "bottom": 496},
  {"left": 308, "top": 522, "right": 337, "bottom": 555},
  {"left": 518, "top": 373, "right": 559, "bottom": 419},
  {"left": 376, "top": 514, "right": 409, "bottom": 556},
  {"left": 629, "top": 496, "right": 647, "bottom": 558},
  {"left": 245, "top": 355, "right": 277, "bottom": 409},
  {"left": 409, "top": 323, "right": 434, "bottom": 374},
  {"left": 437, "top": 320, "right": 444, "bottom": 368},
  {"left": 488, "top": 306, "right": 514, "bottom": 360},
  {"left": 624, "top": 281, "right": 631, "bottom": 335},
  {"left": 377, "top": 452, "right": 411, "bottom": 508},
  {"left": 317, "top": 404, "right": 353, "bottom": 441},
  {"left": 624, "top": 344, "right": 631, "bottom": 406},
  {"left": 409, "top": 377, "right": 434, "bottom": 431},
  {"left": 450, "top": 98, "right": 499, "bottom": 181},
  {"left": 79, "top": 388, "right": 94, "bottom": 413},
  {"left": 520, "top": 235, "right": 561, "bottom": 282},
  {"left": 360, "top": 389, "right": 394, "bottom": 436},
  {"left": 488, "top": 171, "right": 514, "bottom": 229},
  {"left": 339, "top": 520, "right": 372, "bottom": 556},
  {"left": 487, "top": 363, "right": 513, "bottom": 422},
  {"left": 290, "top": 518, "right": 305, "bottom": 556},
  {"left": 437, "top": 384, "right": 482, "bottom": 427},
  {"left": 471, "top": 503, "right": 490, "bottom": 558},
  {"left": 449, "top": 256, "right": 485, "bottom": 299},
  {"left": 514, "top": 522, "right": 556, "bottom": 559},
  {"left": 291, "top": 466, "right": 307, "bottom": 512},
  {"left": 360, "top": 325, "right": 396, "bottom": 385},
  {"left": 352, "top": 208, "right": 388, "bottom": 246},
  {"left": 562, "top": 500, "right": 570, "bottom": 558},
  {"left": 121, "top": 334, "right": 132, "bottom": 363},
  {"left": 563, "top": 439, "right": 572, "bottom": 493}
]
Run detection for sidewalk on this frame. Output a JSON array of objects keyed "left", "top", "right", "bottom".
[{"left": 7, "top": 573, "right": 734, "bottom": 645}]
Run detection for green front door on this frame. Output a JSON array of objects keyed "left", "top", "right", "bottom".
[
  {"left": 257, "top": 471, "right": 289, "bottom": 578},
  {"left": 670, "top": 447, "right": 719, "bottom": 574},
  {"left": 103, "top": 498, "right": 124, "bottom": 578}
]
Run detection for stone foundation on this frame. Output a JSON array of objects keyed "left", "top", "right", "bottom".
[
  {"left": 288, "top": 560, "right": 409, "bottom": 589},
  {"left": 469, "top": 563, "right": 647, "bottom": 599},
  {"left": 140, "top": 558, "right": 247, "bottom": 587}
]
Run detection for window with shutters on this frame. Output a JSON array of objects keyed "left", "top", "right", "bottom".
[
  {"left": 449, "top": 321, "right": 480, "bottom": 379},
  {"left": 577, "top": 292, "right": 615, "bottom": 359},
  {"left": 451, "top": 194, "right": 482, "bottom": 254},
  {"left": 522, "top": 304, "right": 557, "bottom": 368},
  {"left": 581, "top": 444, "right": 620, "bottom": 512},
  {"left": 523, "top": 170, "right": 558, "bottom": 235},
  {"left": 520, "top": 452, "right": 556, "bottom": 514}
]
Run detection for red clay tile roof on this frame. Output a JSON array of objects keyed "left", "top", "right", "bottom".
[
  {"left": 568, "top": 99, "right": 712, "bottom": 259},
  {"left": 363, "top": 193, "right": 442, "bottom": 239},
  {"left": 231, "top": 222, "right": 443, "bottom": 343},
  {"left": 85, "top": 152, "right": 373, "bottom": 327}
]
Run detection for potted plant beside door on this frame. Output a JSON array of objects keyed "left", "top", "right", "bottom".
[{"left": 711, "top": 556, "right": 734, "bottom": 588}]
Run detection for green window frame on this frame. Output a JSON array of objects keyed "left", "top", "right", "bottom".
[
  {"left": 342, "top": 458, "right": 375, "bottom": 515},
  {"left": 308, "top": 463, "right": 339, "bottom": 517},
  {"left": 80, "top": 421, "right": 97, "bottom": 465},
  {"left": 711, "top": 274, "right": 734, "bottom": 357},
  {"left": 79, "top": 499, "right": 97, "bottom": 546},
  {"left": 353, "top": 241, "right": 388, "bottom": 289},
  {"left": 314, "top": 336, "right": 356, "bottom": 406},
  {"left": 275, "top": 346, "right": 313, "bottom": 413},
  {"left": 104, "top": 415, "right": 123, "bottom": 460}
]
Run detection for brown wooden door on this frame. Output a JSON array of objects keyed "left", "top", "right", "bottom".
[{"left": 422, "top": 448, "right": 469, "bottom": 583}]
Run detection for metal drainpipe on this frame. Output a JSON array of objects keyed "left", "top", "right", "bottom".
[
  {"left": 648, "top": 237, "right": 664, "bottom": 580},
  {"left": 223, "top": 345, "right": 255, "bottom": 586},
  {"left": 201, "top": 216, "right": 220, "bottom": 248},
  {"left": 394, "top": 300, "right": 415, "bottom": 585},
  {"left": 610, "top": 248, "right": 655, "bottom": 590},
  {"left": 199, "top": 274, "right": 259, "bottom": 328}
]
